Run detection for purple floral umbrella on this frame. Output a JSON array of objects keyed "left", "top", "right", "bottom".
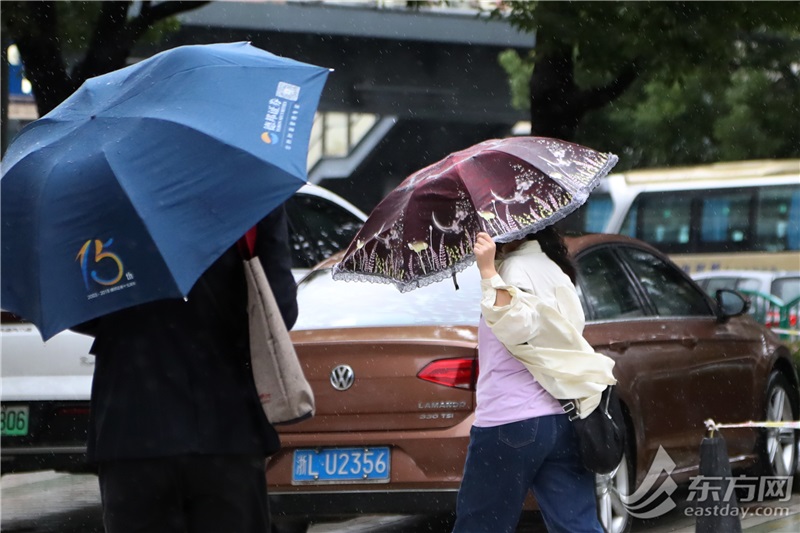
[{"left": 332, "top": 136, "right": 618, "bottom": 292}]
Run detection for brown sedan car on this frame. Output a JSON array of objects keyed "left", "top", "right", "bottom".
[{"left": 268, "top": 233, "right": 798, "bottom": 533}]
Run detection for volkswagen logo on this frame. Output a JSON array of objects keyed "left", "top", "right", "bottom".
[{"left": 330, "top": 364, "right": 355, "bottom": 391}]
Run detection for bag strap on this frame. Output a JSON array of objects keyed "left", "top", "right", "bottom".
[
  {"left": 560, "top": 386, "right": 613, "bottom": 421},
  {"left": 238, "top": 226, "right": 258, "bottom": 259},
  {"left": 559, "top": 399, "right": 581, "bottom": 421}
]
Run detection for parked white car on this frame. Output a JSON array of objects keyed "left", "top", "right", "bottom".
[
  {"left": 692, "top": 270, "right": 800, "bottom": 303},
  {"left": 0, "top": 183, "right": 366, "bottom": 474}
]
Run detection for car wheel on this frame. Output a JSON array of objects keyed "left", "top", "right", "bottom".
[
  {"left": 758, "top": 372, "right": 798, "bottom": 477},
  {"left": 595, "top": 447, "right": 633, "bottom": 533}
]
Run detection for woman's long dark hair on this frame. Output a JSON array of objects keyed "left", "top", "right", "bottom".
[{"left": 526, "top": 226, "right": 577, "bottom": 284}]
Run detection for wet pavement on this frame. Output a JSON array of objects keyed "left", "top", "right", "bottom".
[{"left": 3, "top": 470, "right": 800, "bottom": 532}]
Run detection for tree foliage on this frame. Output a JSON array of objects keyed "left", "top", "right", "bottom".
[
  {"left": 495, "top": 1, "right": 800, "bottom": 167},
  {"left": 2, "top": 1, "right": 208, "bottom": 116}
]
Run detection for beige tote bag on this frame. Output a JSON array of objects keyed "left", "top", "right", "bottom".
[{"left": 243, "top": 255, "right": 315, "bottom": 425}]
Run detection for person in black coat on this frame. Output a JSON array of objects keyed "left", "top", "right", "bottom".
[{"left": 73, "top": 204, "right": 298, "bottom": 533}]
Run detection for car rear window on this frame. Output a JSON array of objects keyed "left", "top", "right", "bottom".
[
  {"left": 772, "top": 277, "right": 800, "bottom": 302},
  {"left": 294, "top": 267, "right": 482, "bottom": 330},
  {"left": 702, "top": 277, "right": 741, "bottom": 296}
]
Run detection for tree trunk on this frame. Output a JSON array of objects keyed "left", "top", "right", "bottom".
[
  {"left": 4, "top": 1, "right": 209, "bottom": 117},
  {"left": 10, "top": 2, "right": 75, "bottom": 117},
  {"left": 528, "top": 47, "right": 583, "bottom": 140},
  {"left": 529, "top": 46, "right": 640, "bottom": 141}
]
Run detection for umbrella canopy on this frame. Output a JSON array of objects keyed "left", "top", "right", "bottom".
[
  {"left": 332, "top": 136, "right": 618, "bottom": 292},
  {"left": 1, "top": 42, "right": 329, "bottom": 340}
]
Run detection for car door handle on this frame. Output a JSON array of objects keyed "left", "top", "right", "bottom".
[
  {"left": 609, "top": 340, "right": 630, "bottom": 353},
  {"left": 680, "top": 336, "right": 699, "bottom": 348}
]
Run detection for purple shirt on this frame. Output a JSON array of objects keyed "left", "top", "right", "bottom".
[{"left": 473, "top": 316, "right": 563, "bottom": 427}]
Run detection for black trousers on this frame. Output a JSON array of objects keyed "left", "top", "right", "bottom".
[{"left": 98, "top": 454, "right": 270, "bottom": 533}]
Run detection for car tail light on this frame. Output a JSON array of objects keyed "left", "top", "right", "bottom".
[
  {"left": 417, "top": 358, "right": 478, "bottom": 390},
  {"left": 55, "top": 406, "right": 92, "bottom": 416}
]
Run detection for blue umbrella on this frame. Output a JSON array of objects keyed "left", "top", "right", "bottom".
[{"left": 1, "top": 42, "right": 329, "bottom": 340}]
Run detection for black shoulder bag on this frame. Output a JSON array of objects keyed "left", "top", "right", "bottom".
[{"left": 560, "top": 385, "right": 626, "bottom": 475}]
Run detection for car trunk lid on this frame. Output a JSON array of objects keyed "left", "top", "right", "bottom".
[{"left": 283, "top": 326, "right": 477, "bottom": 433}]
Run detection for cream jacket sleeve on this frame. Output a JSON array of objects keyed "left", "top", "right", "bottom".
[{"left": 481, "top": 274, "right": 616, "bottom": 418}]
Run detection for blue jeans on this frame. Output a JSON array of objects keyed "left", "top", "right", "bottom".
[{"left": 453, "top": 414, "right": 603, "bottom": 533}]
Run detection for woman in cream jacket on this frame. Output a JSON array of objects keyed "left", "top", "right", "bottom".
[{"left": 452, "top": 228, "right": 607, "bottom": 533}]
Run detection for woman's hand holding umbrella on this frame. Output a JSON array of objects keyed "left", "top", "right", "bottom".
[
  {"left": 475, "top": 232, "right": 511, "bottom": 307},
  {"left": 474, "top": 232, "right": 498, "bottom": 279}
]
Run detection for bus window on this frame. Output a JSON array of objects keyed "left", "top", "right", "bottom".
[
  {"left": 624, "top": 193, "right": 692, "bottom": 248},
  {"left": 756, "top": 185, "right": 800, "bottom": 251},
  {"left": 620, "top": 206, "right": 637, "bottom": 237},
  {"left": 604, "top": 160, "right": 800, "bottom": 272},
  {"left": 790, "top": 188, "right": 800, "bottom": 251},
  {"left": 583, "top": 194, "right": 614, "bottom": 233},
  {"left": 555, "top": 192, "right": 613, "bottom": 234},
  {"left": 699, "top": 190, "right": 750, "bottom": 250}
]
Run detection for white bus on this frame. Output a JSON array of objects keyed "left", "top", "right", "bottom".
[{"left": 560, "top": 159, "right": 800, "bottom": 273}]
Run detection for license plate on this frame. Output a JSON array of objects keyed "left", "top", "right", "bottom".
[
  {"left": 292, "top": 447, "right": 390, "bottom": 484},
  {"left": 1, "top": 405, "right": 29, "bottom": 436}
]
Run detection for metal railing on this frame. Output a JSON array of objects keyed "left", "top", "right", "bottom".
[{"left": 739, "top": 289, "right": 800, "bottom": 341}]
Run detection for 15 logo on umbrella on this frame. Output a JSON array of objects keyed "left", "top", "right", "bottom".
[{"left": 76, "top": 239, "right": 127, "bottom": 291}]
